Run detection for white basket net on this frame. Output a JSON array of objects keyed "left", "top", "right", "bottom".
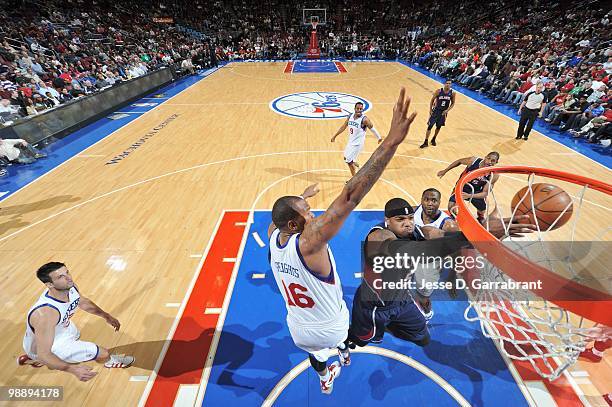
[{"left": 459, "top": 169, "right": 612, "bottom": 381}]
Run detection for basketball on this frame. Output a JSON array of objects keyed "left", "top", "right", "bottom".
[{"left": 510, "top": 183, "right": 573, "bottom": 230}]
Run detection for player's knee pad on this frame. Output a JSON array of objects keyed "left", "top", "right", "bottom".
[{"left": 309, "top": 354, "right": 326, "bottom": 372}]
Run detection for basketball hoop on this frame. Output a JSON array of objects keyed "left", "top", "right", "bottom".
[
  {"left": 455, "top": 165, "right": 612, "bottom": 380},
  {"left": 310, "top": 20, "right": 318, "bottom": 31}
]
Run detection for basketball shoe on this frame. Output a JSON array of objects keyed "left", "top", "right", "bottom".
[
  {"left": 104, "top": 354, "right": 135, "bottom": 368},
  {"left": 579, "top": 338, "right": 611, "bottom": 363},
  {"left": 320, "top": 361, "right": 341, "bottom": 395},
  {"left": 338, "top": 346, "right": 351, "bottom": 366}
]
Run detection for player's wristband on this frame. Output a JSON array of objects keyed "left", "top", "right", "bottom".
[{"left": 371, "top": 127, "right": 382, "bottom": 140}]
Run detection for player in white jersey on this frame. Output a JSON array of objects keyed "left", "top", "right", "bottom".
[
  {"left": 269, "top": 88, "right": 418, "bottom": 395},
  {"left": 413, "top": 188, "right": 458, "bottom": 231},
  {"left": 411, "top": 189, "right": 459, "bottom": 320},
  {"left": 331, "top": 102, "right": 383, "bottom": 177},
  {"left": 19, "top": 262, "right": 134, "bottom": 382}
]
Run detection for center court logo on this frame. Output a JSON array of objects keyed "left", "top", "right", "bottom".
[{"left": 270, "top": 92, "right": 371, "bottom": 119}]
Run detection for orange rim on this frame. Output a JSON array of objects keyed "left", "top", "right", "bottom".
[{"left": 454, "top": 165, "right": 612, "bottom": 325}]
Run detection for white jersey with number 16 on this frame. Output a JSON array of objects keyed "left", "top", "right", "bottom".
[{"left": 269, "top": 229, "right": 346, "bottom": 328}]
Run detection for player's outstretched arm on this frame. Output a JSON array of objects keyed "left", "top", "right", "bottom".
[
  {"left": 437, "top": 156, "right": 475, "bottom": 178},
  {"left": 79, "top": 296, "right": 121, "bottom": 331},
  {"left": 331, "top": 118, "right": 349, "bottom": 142},
  {"left": 29, "top": 307, "right": 98, "bottom": 381},
  {"left": 301, "top": 88, "right": 417, "bottom": 254}
]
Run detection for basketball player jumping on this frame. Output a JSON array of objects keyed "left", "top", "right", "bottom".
[
  {"left": 438, "top": 152, "right": 500, "bottom": 221},
  {"left": 19, "top": 262, "right": 134, "bottom": 382},
  {"left": 331, "top": 102, "right": 383, "bottom": 177},
  {"left": 269, "top": 88, "right": 417, "bottom": 395},
  {"left": 420, "top": 79, "right": 455, "bottom": 148},
  {"left": 353, "top": 190, "right": 534, "bottom": 340},
  {"left": 349, "top": 198, "right": 431, "bottom": 347}
]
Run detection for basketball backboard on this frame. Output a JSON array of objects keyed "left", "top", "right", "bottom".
[{"left": 302, "top": 8, "right": 327, "bottom": 26}]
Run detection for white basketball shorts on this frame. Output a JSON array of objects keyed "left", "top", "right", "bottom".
[
  {"left": 23, "top": 322, "right": 99, "bottom": 363},
  {"left": 344, "top": 143, "right": 364, "bottom": 164},
  {"left": 287, "top": 301, "right": 349, "bottom": 362}
]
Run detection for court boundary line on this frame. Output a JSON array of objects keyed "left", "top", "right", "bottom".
[
  {"left": 225, "top": 61, "right": 403, "bottom": 82},
  {"left": 0, "top": 67, "right": 221, "bottom": 203},
  {"left": 194, "top": 211, "right": 252, "bottom": 405},
  {"left": 137, "top": 210, "right": 226, "bottom": 407},
  {"left": 398, "top": 61, "right": 611, "bottom": 171}
]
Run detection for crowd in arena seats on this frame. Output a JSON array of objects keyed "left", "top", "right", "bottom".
[
  {"left": 0, "top": 0, "right": 610, "bottom": 151},
  {"left": 405, "top": 0, "right": 611, "bottom": 147},
  {"left": 0, "top": 0, "right": 217, "bottom": 127}
]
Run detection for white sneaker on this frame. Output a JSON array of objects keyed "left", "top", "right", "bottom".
[
  {"left": 338, "top": 347, "right": 351, "bottom": 366},
  {"left": 104, "top": 354, "right": 135, "bottom": 368},
  {"left": 320, "top": 361, "right": 341, "bottom": 395}
]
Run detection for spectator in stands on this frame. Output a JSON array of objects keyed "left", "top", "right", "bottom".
[
  {"left": 58, "top": 88, "right": 74, "bottom": 104},
  {"left": 561, "top": 101, "right": 605, "bottom": 131},
  {"left": 0, "top": 99, "right": 18, "bottom": 114},
  {"left": 43, "top": 92, "right": 61, "bottom": 108},
  {"left": 94, "top": 74, "right": 111, "bottom": 89},
  {"left": 587, "top": 121, "right": 611, "bottom": 145},
  {"left": 550, "top": 96, "right": 589, "bottom": 126},
  {"left": 181, "top": 57, "right": 195, "bottom": 75}
]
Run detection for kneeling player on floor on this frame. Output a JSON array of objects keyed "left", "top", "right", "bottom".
[{"left": 20, "top": 262, "right": 134, "bottom": 382}]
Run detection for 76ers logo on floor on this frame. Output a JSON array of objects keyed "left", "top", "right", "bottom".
[{"left": 270, "top": 92, "right": 371, "bottom": 119}]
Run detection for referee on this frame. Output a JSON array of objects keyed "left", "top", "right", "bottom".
[{"left": 516, "top": 82, "right": 545, "bottom": 141}]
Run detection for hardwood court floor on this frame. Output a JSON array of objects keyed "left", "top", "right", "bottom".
[{"left": 0, "top": 62, "right": 609, "bottom": 406}]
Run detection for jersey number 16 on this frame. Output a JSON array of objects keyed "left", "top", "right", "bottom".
[{"left": 282, "top": 280, "right": 315, "bottom": 308}]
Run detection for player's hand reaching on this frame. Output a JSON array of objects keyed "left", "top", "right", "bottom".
[
  {"left": 377, "top": 137, "right": 383, "bottom": 144},
  {"left": 385, "top": 87, "right": 417, "bottom": 146},
  {"left": 330, "top": 136, "right": 336, "bottom": 143},
  {"left": 105, "top": 314, "right": 121, "bottom": 331},
  {"left": 68, "top": 365, "right": 97, "bottom": 382},
  {"left": 301, "top": 183, "right": 320, "bottom": 199},
  {"left": 437, "top": 170, "right": 446, "bottom": 178},
  {"left": 484, "top": 214, "right": 537, "bottom": 239}
]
